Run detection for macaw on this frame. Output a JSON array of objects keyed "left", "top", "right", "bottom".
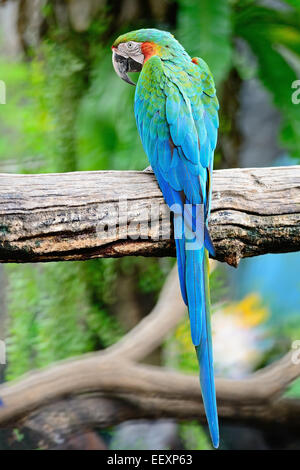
[{"left": 112, "top": 29, "right": 219, "bottom": 448}]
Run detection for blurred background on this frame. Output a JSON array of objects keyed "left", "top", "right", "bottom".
[{"left": 0, "top": 0, "right": 300, "bottom": 450}]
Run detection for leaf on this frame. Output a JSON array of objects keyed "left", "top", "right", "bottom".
[
  {"left": 283, "top": 377, "right": 300, "bottom": 398},
  {"left": 235, "top": 3, "right": 300, "bottom": 159},
  {"left": 177, "top": 0, "right": 232, "bottom": 84},
  {"left": 282, "top": 0, "right": 300, "bottom": 12}
]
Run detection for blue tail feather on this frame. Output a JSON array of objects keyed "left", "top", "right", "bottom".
[
  {"left": 196, "top": 249, "right": 219, "bottom": 448},
  {"left": 185, "top": 233, "right": 219, "bottom": 448},
  {"left": 204, "top": 225, "right": 215, "bottom": 257},
  {"left": 185, "top": 247, "right": 204, "bottom": 345},
  {"left": 175, "top": 235, "right": 188, "bottom": 305}
]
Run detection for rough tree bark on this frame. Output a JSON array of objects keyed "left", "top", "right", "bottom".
[{"left": 0, "top": 165, "right": 299, "bottom": 267}]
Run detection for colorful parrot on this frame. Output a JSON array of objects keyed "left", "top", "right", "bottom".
[{"left": 112, "top": 29, "right": 219, "bottom": 448}]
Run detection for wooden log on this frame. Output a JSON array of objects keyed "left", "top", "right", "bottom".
[{"left": 0, "top": 166, "right": 299, "bottom": 266}]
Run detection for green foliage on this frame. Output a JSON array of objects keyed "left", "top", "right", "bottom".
[
  {"left": 234, "top": 1, "right": 300, "bottom": 159},
  {"left": 180, "top": 421, "right": 213, "bottom": 450},
  {"left": 76, "top": 52, "right": 146, "bottom": 172},
  {"left": 38, "top": 42, "right": 85, "bottom": 172},
  {"left": 13, "top": 429, "right": 25, "bottom": 443},
  {"left": 0, "top": 42, "right": 86, "bottom": 173},
  {"left": 0, "top": 61, "right": 42, "bottom": 169},
  {"left": 284, "top": 377, "right": 300, "bottom": 398},
  {"left": 5, "top": 261, "right": 122, "bottom": 380},
  {"left": 177, "top": 0, "right": 232, "bottom": 84},
  {"left": 128, "top": 257, "right": 173, "bottom": 297},
  {"left": 177, "top": 0, "right": 300, "bottom": 159}
]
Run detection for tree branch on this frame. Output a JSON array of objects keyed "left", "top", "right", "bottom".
[
  {"left": 0, "top": 262, "right": 299, "bottom": 443},
  {"left": 0, "top": 352, "right": 300, "bottom": 433},
  {"left": 0, "top": 166, "right": 299, "bottom": 266}
]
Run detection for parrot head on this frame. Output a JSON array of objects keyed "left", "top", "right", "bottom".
[{"left": 112, "top": 28, "right": 188, "bottom": 85}]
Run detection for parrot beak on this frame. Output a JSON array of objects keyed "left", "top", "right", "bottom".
[{"left": 112, "top": 49, "right": 143, "bottom": 86}]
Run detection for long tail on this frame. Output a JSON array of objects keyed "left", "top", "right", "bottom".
[
  {"left": 196, "top": 249, "right": 219, "bottom": 448},
  {"left": 177, "top": 220, "right": 219, "bottom": 448}
]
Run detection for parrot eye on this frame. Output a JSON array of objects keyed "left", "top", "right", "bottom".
[{"left": 127, "top": 42, "right": 133, "bottom": 49}]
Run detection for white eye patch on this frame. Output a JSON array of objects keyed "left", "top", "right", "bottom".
[
  {"left": 117, "top": 41, "right": 144, "bottom": 64},
  {"left": 126, "top": 41, "right": 139, "bottom": 51}
]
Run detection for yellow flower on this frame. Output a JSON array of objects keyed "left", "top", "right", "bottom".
[{"left": 224, "top": 293, "right": 268, "bottom": 328}]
